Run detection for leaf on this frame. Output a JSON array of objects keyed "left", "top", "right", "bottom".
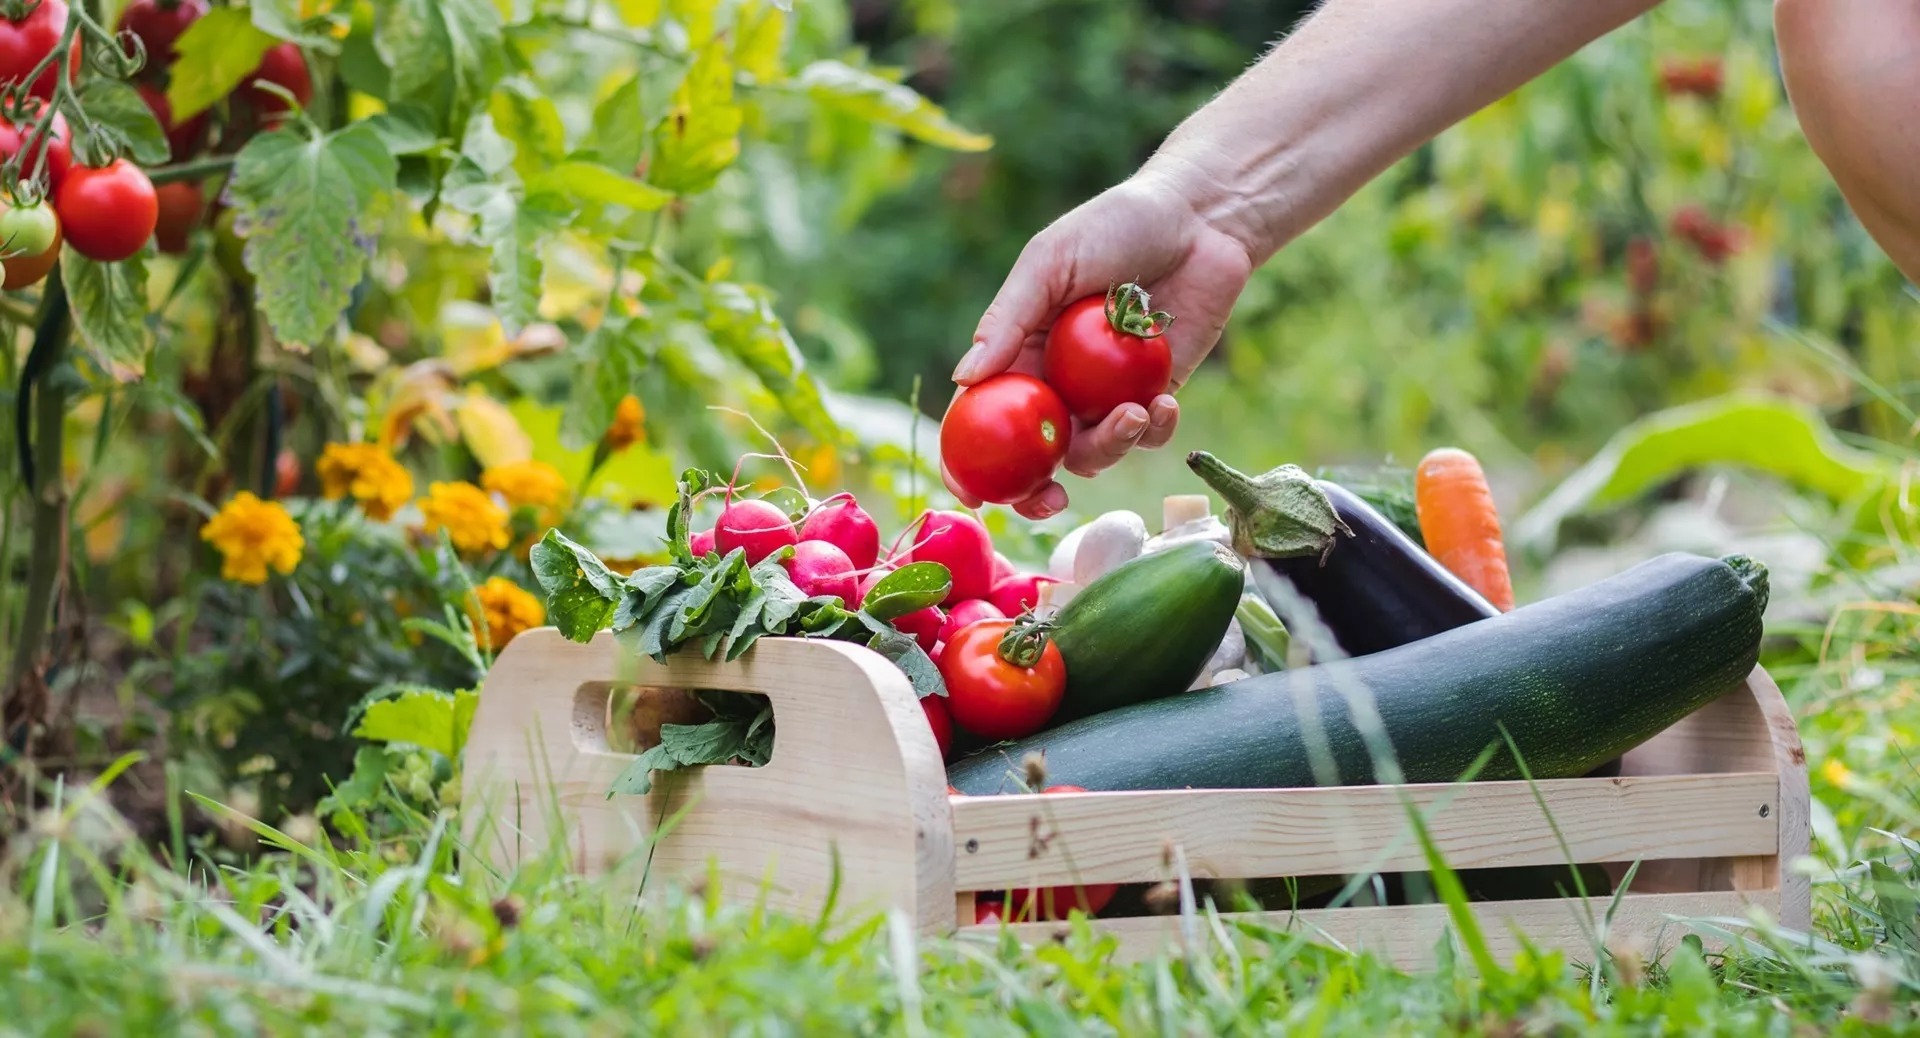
[
  {"left": 375, "top": 0, "right": 508, "bottom": 116},
  {"left": 559, "top": 315, "right": 647, "bottom": 450},
  {"left": 794, "top": 60, "right": 991, "bottom": 151},
  {"left": 530, "top": 530, "right": 624, "bottom": 641},
  {"left": 858, "top": 562, "right": 950, "bottom": 622},
  {"left": 367, "top": 102, "right": 441, "bottom": 156},
  {"left": 613, "top": 0, "right": 661, "bottom": 25},
  {"left": 319, "top": 746, "right": 395, "bottom": 814},
  {"left": 251, "top": 0, "right": 342, "bottom": 48},
  {"left": 866, "top": 627, "right": 945, "bottom": 698},
  {"left": 752, "top": 556, "right": 810, "bottom": 630},
  {"left": 669, "top": 0, "right": 718, "bottom": 45},
  {"left": 608, "top": 742, "right": 678, "bottom": 796},
  {"left": 228, "top": 124, "right": 398, "bottom": 348},
  {"left": 587, "top": 73, "right": 648, "bottom": 174},
  {"left": 76, "top": 80, "right": 168, "bottom": 166},
  {"left": 704, "top": 281, "right": 838, "bottom": 442},
  {"left": 618, "top": 565, "right": 683, "bottom": 632},
  {"left": 451, "top": 689, "right": 479, "bottom": 758},
  {"left": 757, "top": 486, "right": 809, "bottom": 522},
  {"left": 530, "top": 161, "right": 673, "bottom": 211},
  {"left": 1513, "top": 393, "right": 1895, "bottom": 552},
  {"left": 489, "top": 78, "right": 567, "bottom": 181},
  {"left": 64, "top": 250, "right": 151, "bottom": 377},
  {"left": 650, "top": 40, "right": 741, "bottom": 194},
  {"left": 492, "top": 190, "right": 573, "bottom": 334},
  {"left": 168, "top": 9, "right": 278, "bottom": 121},
  {"left": 607, "top": 713, "right": 760, "bottom": 796},
  {"left": 733, "top": 1, "right": 786, "bottom": 83},
  {"left": 354, "top": 688, "right": 460, "bottom": 759}
]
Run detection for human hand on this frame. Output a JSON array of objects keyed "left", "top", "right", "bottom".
[{"left": 942, "top": 164, "right": 1257, "bottom": 519}]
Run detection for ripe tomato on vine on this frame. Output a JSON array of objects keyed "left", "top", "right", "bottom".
[
  {"left": 0, "top": 0, "right": 78, "bottom": 101},
  {"left": 57, "top": 159, "right": 158, "bottom": 262}
]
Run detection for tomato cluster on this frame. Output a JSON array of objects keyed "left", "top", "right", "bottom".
[
  {"left": 941, "top": 282, "right": 1175, "bottom": 505},
  {"left": 0, "top": 0, "right": 315, "bottom": 287}
]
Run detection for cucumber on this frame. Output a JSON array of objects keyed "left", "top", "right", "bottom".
[
  {"left": 1048, "top": 540, "right": 1246, "bottom": 724},
  {"left": 950, "top": 552, "right": 1766, "bottom": 793}
]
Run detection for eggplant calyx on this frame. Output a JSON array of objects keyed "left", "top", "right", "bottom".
[{"left": 1186, "top": 451, "right": 1353, "bottom": 562}]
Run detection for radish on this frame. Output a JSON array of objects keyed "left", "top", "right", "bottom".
[
  {"left": 714, "top": 498, "right": 797, "bottom": 564},
  {"left": 892, "top": 605, "right": 944, "bottom": 652},
  {"left": 1010, "top": 785, "right": 1119, "bottom": 920},
  {"left": 922, "top": 694, "right": 953, "bottom": 760},
  {"left": 798, "top": 494, "right": 880, "bottom": 570},
  {"left": 690, "top": 527, "right": 717, "bottom": 557},
  {"left": 991, "top": 552, "right": 1016, "bottom": 583},
  {"left": 905, "top": 509, "right": 994, "bottom": 604},
  {"left": 937, "top": 598, "right": 1003, "bottom": 645},
  {"left": 989, "top": 574, "right": 1056, "bottom": 617},
  {"left": 783, "top": 540, "right": 858, "bottom": 603}
]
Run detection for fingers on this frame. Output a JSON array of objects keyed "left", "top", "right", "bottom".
[
  {"left": 1011, "top": 482, "right": 1068, "bottom": 521},
  {"left": 1136, "top": 395, "right": 1180, "bottom": 450},
  {"left": 1064, "top": 403, "right": 1151, "bottom": 479},
  {"left": 960, "top": 235, "right": 1068, "bottom": 385}
]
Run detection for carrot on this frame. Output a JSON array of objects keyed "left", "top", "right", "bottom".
[{"left": 1413, "top": 447, "right": 1515, "bottom": 612}]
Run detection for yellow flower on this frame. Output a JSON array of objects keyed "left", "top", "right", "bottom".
[
  {"left": 1821, "top": 759, "right": 1853, "bottom": 788},
  {"left": 316, "top": 442, "right": 415, "bottom": 521},
  {"left": 604, "top": 394, "right": 645, "bottom": 452},
  {"left": 469, "top": 577, "right": 545, "bottom": 651},
  {"left": 200, "top": 492, "right": 304, "bottom": 584},
  {"left": 481, "top": 459, "right": 568, "bottom": 510},
  {"left": 418, "top": 481, "right": 511, "bottom": 555}
]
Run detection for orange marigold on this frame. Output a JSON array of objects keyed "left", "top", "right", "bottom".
[
  {"left": 418, "top": 481, "right": 511, "bottom": 555},
  {"left": 200, "top": 492, "right": 304, "bottom": 584},
  {"left": 470, "top": 576, "right": 544, "bottom": 651},
  {"left": 316, "top": 442, "right": 414, "bottom": 521},
  {"left": 604, "top": 394, "right": 645, "bottom": 452},
  {"left": 480, "top": 459, "right": 568, "bottom": 510}
]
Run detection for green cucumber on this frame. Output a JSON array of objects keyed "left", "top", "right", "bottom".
[
  {"left": 1049, "top": 540, "right": 1246, "bottom": 725},
  {"left": 951, "top": 552, "right": 1766, "bottom": 793}
]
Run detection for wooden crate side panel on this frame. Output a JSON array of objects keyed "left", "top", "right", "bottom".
[
  {"left": 462, "top": 632, "right": 956, "bottom": 932},
  {"left": 963, "top": 890, "right": 1782, "bottom": 968},
  {"left": 951, "top": 772, "right": 1779, "bottom": 890}
]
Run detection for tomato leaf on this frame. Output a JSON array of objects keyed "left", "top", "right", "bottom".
[
  {"left": 251, "top": 0, "right": 345, "bottom": 50},
  {"left": 650, "top": 40, "right": 741, "bottom": 194},
  {"left": 366, "top": 102, "right": 442, "bottom": 156},
  {"left": 374, "top": 0, "right": 508, "bottom": 122},
  {"left": 489, "top": 78, "right": 567, "bottom": 181},
  {"left": 859, "top": 562, "right": 950, "bottom": 622},
  {"left": 587, "top": 73, "right": 649, "bottom": 174},
  {"left": 793, "top": 60, "right": 991, "bottom": 152},
  {"left": 76, "top": 80, "right": 169, "bottom": 167},
  {"left": 529, "top": 161, "right": 673, "bottom": 212},
  {"left": 168, "top": 9, "right": 278, "bottom": 121},
  {"left": 63, "top": 250, "right": 151, "bottom": 378},
  {"left": 530, "top": 529, "right": 623, "bottom": 642},
  {"left": 228, "top": 123, "right": 398, "bottom": 348},
  {"left": 733, "top": 1, "right": 787, "bottom": 84},
  {"left": 703, "top": 281, "right": 838, "bottom": 443}
]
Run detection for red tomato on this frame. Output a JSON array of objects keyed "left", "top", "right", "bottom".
[
  {"left": 153, "top": 180, "right": 204, "bottom": 254},
  {"left": 937, "top": 617, "right": 1064, "bottom": 740},
  {"left": 1, "top": 211, "right": 59, "bottom": 289},
  {"left": 119, "top": 0, "right": 207, "bottom": 66},
  {"left": 1010, "top": 784, "right": 1120, "bottom": 920},
  {"left": 138, "top": 83, "right": 208, "bottom": 162},
  {"left": 939, "top": 373, "right": 1071, "bottom": 505},
  {"left": 57, "top": 160, "right": 159, "bottom": 262},
  {"left": 0, "top": 102, "right": 69, "bottom": 193},
  {"left": 240, "top": 43, "right": 312, "bottom": 118},
  {"left": 273, "top": 448, "right": 301, "bottom": 497},
  {"left": 921, "top": 694, "right": 953, "bottom": 760},
  {"left": 0, "top": 0, "right": 77, "bottom": 101},
  {"left": 1042, "top": 282, "right": 1175, "bottom": 425}
]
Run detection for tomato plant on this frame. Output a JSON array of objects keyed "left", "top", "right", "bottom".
[
  {"left": 937, "top": 617, "right": 1065, "bottom": 739},
  {"left": 137, "top": 83, "right": 206, "bottom": 162},
  {"left": 117, "top": 0, "right": 206, "bottom": 67},
  {"left": 0, "top": 199, "right": 56, "bottom": 256},
  {"left": 238, "top": 42, "right": 310, "bottom": 119},
  {"left": 0, "top": 207, "right": 56, "bottom": 288},
  {"left": 940, "top": 373, "right": 1071, "bottom": 504},
  {"left": 152, "top": 180, "right": 202, "bottom": 254},
  {"left": 1042, "top": 281, "right": 1174, "bottom": 425},
  {"left": 0, "top": 0, "right": 73, "bottom": 101},
  {"left": 0, "top": 102, "right": 69, "bottom": 191},
  {"left": 56, "top": 159, "right": 156, "bottom": 262}
]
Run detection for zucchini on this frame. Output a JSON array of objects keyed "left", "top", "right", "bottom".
[
  {"left": 949, "top": 552, "right": 1766, "bottom": 793},
  {"left": 1048, "top": 540, "right": 1245, "bottom": 724}
]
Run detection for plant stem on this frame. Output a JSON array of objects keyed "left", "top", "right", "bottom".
[
  {"left": 5, "top": 267, "right": 70, "bottom": 714},
  {"left": 147, "top": 155, "right": 237, "bottom": 187}
]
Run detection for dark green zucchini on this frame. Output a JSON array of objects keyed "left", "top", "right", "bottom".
[
  {"left": 949, "top": 552, "right": 1766, "bottom": 793},
  {"left": 1048, "top": 539, "right": 1245, "bottom": 724}
]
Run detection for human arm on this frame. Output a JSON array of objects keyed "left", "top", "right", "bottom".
[{"left": 948, "top": 0, "right": 1661, "bottom": 519}]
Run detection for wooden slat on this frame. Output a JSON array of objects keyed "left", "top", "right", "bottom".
[
  {"left": 957, "top": 890, "right": 1782, "bottom": 968},
  {"left": 952, "top": 772, "right": 1779, "bottom": 889}
]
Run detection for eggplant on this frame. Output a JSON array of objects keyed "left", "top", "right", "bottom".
[{"left": 1187, "top": 452, "right": 1496, "bottom": 660}]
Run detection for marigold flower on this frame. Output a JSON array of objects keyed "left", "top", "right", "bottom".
[
  {"left": 604, "top": 394, "right": 645, "bottom": 452},
  {"left": 469, "top": 576, "right": 545, "bottom": 651},
  {"left": 418, "top": 481, "right": 511, "bottom": 555},
  {"left": 200, "top": 492, "right": 304, "bottom": 584},
  {"left": 481, "top": 459, "right": 568, "bottom": 510},
  {"left": 316, "top": 442, "right": 414, "bottom": 521}
]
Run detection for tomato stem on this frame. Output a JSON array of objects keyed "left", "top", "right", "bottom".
[
  {"left": 996, "top": 613, "right": 1055, "bottom": 669},
  {"left": 1104, "top": 281, "right": 1174, "bottom": 339}
]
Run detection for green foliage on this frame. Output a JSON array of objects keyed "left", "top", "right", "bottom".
[{"left": 166, "top": 8, "right": 278, "bottom": 120}]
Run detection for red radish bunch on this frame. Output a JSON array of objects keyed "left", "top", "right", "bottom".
[
  {"left": 922, "top": 695, "right": 953, "bottom": 759},
  {"left": 799, "top": 494, "right": 881, "bottom": 570},
  {"left": 715, "top": 498, "right": 798, "bottom": 563},
  {"left": 784, "top": 540, "right": 858, "bottom": 602},
  {"left": 904, "top": 509, "right": 996, "bottom": 603},
  {"left": 989, "top": 573, "right": 1055, "bottom": 617}
]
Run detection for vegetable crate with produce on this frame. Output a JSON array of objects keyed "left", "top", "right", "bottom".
[{"left": 465, "top": 443, "right": 1809, "bottom": 966}]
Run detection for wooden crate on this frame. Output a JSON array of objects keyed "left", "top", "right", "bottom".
[{"left": 464, "top": 631, "right": 1809, "bottom": 967}]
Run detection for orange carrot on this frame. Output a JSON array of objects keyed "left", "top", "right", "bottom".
[{"left": 1414, "top": 447, "right": 1515, "bottom": 612}]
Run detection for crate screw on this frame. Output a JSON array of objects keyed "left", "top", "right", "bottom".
[
  {"left": 965, "top": 838, "right": 979, "bottom": 853},
  {"left": 1758, "top": 804, "right": 1770, "bottom": 818}
]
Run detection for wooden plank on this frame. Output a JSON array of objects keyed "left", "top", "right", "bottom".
[
  {"left": 952, "top": 772, "right": 1779, "bottom": 889},
  {"left": 959, "top": 890, "right": 1782, "bottom": 968},
  {"left": 462, "top": 632, "right": 957, "bottom": 933}
]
